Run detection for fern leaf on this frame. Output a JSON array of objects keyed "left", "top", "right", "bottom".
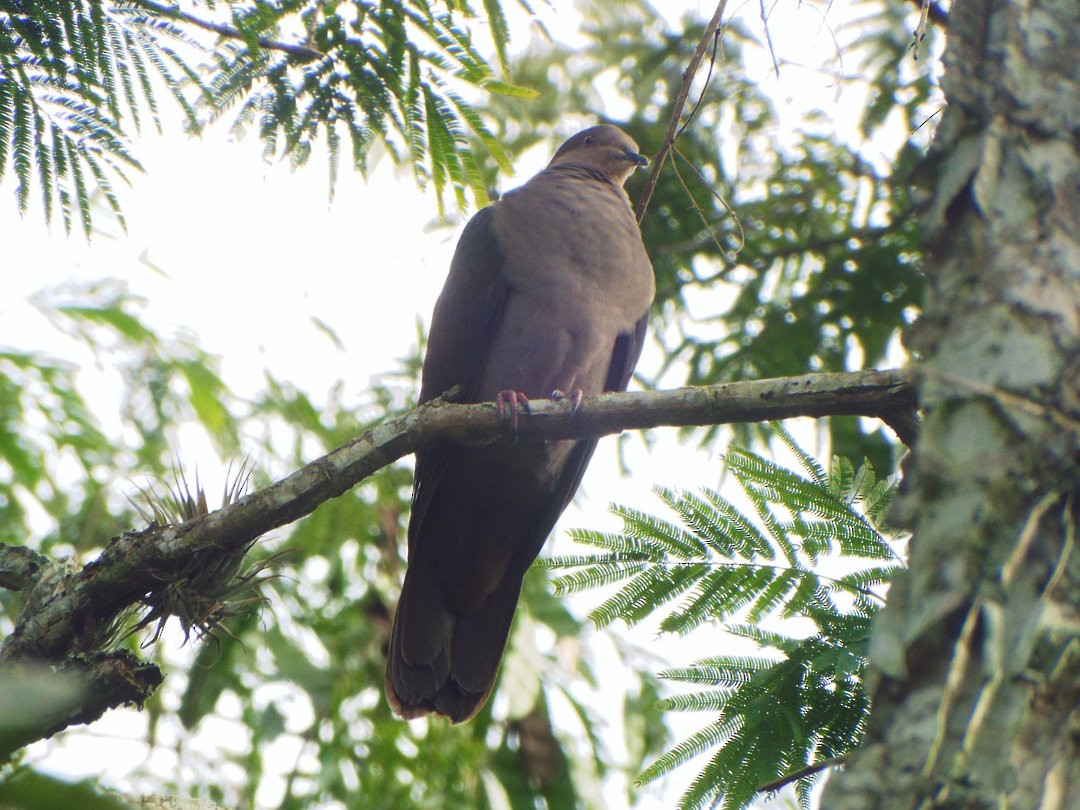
[
  {"left": 770, "top": 420, "right": 827, "bottom": 487},
  {"left": 829, "top": 454, "right": 856, "bottom": 501},
  {"left": 745, "top": 566, "right": 803, "bottom": 624},
  {"left": 700, "top": 487, "right": 775, "bottom": 558},
  {"left": 547, "top": 558, "right": 649, "bottom": 596},
  {"left": 613, "top": 501, "right": 707, "bottom": 559},
  {"left": 565, "top": 527, "right": 669, "bottom": 560},
  {"left": 480, "top": 0, "right": 511, "bottom": 75},
  {"left": 32, "top": 105, "right": 52, "bottom": 221},
  {"left": 636, "top": 716, "right": 742, "bottom": 786},
  {"left": 656, "top": 689, "right": 733, "bottom": 713},
  {"left": 588, "top": 562, "right": 708, "bottom": 629},
  {"left": 65, "top": 136, "right": 91, "bottom": 237},
  {"left": 13, "top": 84, "right": 33, "bottom": 213},
  {"left": 660, "top": 656, "right": 777, "bottom": 687}
]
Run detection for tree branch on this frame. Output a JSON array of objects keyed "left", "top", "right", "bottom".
[
  {"left": 0, "top": 544, "right": 49, "bottom": 592},
  {"left": 0, "top": 653, "right": 162, "bottom": 760},
  {"left": 635, "top": 0, "right": 729, "bottom": 223},
  {"left": 0, "top": 369, "right": 916, "bottom": 740},
  {"left": 756, "top": 755, "right": 847, "bottom": 796},
  {"left": 135, "top": 0, "right": 324, "bottom": 63}
]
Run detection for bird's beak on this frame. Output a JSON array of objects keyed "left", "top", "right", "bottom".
[{"left": 624, "top": 149, "right": 649, "bottom": 167}]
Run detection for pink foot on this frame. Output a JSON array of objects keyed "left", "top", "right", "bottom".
[
  {"left": 551, "top": 388, "right": 584, "bottom": 413},
  {"left": 495, "top": 390, "right": 530, "bottom": 432}
]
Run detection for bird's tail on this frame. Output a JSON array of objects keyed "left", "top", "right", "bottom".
[{"left": 385, "top": 563, "right": 524, "bottom": 723}]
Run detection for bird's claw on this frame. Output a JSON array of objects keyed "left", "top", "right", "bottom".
[
  {"left": 496, "top": 390, "right": 530, "bottom": 433},
  {"left": 551, "top": 388, "right": 584, "bottom": 414}
]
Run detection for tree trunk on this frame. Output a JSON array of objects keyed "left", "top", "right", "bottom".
[{"left": 823, "top": 0, "right": 1080, "bottom": 807}]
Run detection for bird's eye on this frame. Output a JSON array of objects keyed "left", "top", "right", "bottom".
[{"left": 583, "top": 135, "right": 595, "bottom": 145}]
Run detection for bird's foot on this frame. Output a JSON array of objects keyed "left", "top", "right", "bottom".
[
  {"left": 551, "top": 388, "right": 584, "bottom": 413},
  {"left": 496, "top": 389, "right": 530, "bottom": 433}
]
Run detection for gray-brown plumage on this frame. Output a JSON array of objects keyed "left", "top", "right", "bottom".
[{"left": 386, "top": 125, "right": 655, "bottom": 722}]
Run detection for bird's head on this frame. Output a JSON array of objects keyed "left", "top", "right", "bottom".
[{"left": 548, "top": 125, "right": 649, "bottom": 186}]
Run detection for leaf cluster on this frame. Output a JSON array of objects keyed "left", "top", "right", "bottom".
[
  {"left": 0, "top": 0, "right": 200, "bottom": 233},
  {"left": 1, "top": 0, "right": 533, "bottom": 233},
  {"left": 541, "top": 424, "right": 904, "bottom": 809},
  {"left": 0, "top": 282, "right": 664, "bottom": 809},
  {"left": 205, "top": 0, "right": 535, "bottom": 213},
  {"left": 472, "top": 0, "right": 940, "bottom": 467}
]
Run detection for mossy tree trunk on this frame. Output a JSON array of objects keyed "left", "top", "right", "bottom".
[{"left": 824, "top": 0, "right": 1080, "bottom": 806}]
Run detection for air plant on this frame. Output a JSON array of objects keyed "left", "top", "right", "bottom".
[{"left": 122, "top": 459, "right": 284, "bottom": 648}]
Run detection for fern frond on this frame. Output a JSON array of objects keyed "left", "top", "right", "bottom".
[
  {"left": 1, "top": 1, "right": 210, "bottom": 231},
  {"left": 613, "top": 501, "right": 707, "bottom": 559},
  {"left": 566, "top": 527, "right": 670, "bottom": 560},
  {"left": 588, "top": 562, "right": 709, "bottom": 629},
  {"left": 555, "top": 431, "right": 903, "bottom": 810},
  {"left": 861, "top": 472, "right": 896, "bottom": 523},
  {"left": 544, "top": 557, "right": 649, "bottom": 596},
  {"left": 659, "top": 656, "right": 778, "bottom": 687},
  {"left": 744, "top": 566, "right": 802, "bottom": 624},
  {"left": 836, "top": 564, "right": 900, "bottom": 593},
  {"left": 829, "top": 454, "right": 857, "bottom": 501},
  {"left": 699, "top": 487, "right": 775, "bottom": 558},
  {"left": 656, "top": 689, "right": 733, "bottom": 713},
  {"left": 480, "top": 0, "right": 511, "bottom": 75},
  {"left": 770, "top": 420, "right": 827, "bottom": 487},
  {"left": 636, "top": 716, "right": 743, "bottom": 785},
  {"left": 4, "top": 0, "right": 514, "bottom": 229}
]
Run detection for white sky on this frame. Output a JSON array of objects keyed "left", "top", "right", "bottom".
[{"left": 0, "top": 1, "right": 927, "bottom": 807}]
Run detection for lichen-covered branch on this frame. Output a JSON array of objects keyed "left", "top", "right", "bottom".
[
  {"left": 0, "top": 544, "right": 48, "bottom": 592},
  {"left": 0, "top": 369, "right": 915, "bottom": 746},
  {"left": 0, "top": 653, "right": 162, "bottom": 760}
]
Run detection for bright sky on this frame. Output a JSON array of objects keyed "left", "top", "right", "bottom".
[{"left": 0, "top": 1, "right": 925, "bottom": 807}]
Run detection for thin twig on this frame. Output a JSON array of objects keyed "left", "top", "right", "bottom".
[
  {"left": 671, "top": 144, "right": 744, "bottom": 254},
  {"left": 759, "top": 0, "right": 781, "bottom": 78},
  {"left": 136, "top": 0, "right": 324, "bottom": 63},
  {"left": 756, "top": 755, "right": 847, "bottom": 795},
  {"left": 906, "top": 0, "right": 948, "bottom": 27},
  {"left": 636, "top": 0, "right": 729, "bottom": 223},
  {"left": 676, "top": 16, "right": 724, "bottom": 142}
]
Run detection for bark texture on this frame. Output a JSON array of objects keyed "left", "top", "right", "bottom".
[{"left": 824, "top": 0, "right": 1080, "bottom": 807}]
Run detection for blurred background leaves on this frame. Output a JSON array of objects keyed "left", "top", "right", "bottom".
[{"left": 0, "top": 0, "right": 939, "bottom": 807}]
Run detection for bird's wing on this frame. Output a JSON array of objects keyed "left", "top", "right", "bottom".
[
  {"left": 417, "top": 206, "right": 509, "bottom": 407},
  {"left": 607, "top": 310, "right": 650, "bottom": 393},
  {"left": 409, "top": 206, "right": 511, "bottom": 550}
]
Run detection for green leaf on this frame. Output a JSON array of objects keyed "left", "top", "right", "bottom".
[
  {"left": 481, "top": 79, "right": 540, "bottom": 99},
  {"left": 57, "top": 304, "right": 154, "bottom": 343},
  {"left": 561, "top": 427, "right": 902, "bottom": 809},
  {"left": 0, "top": 770, "right": 130, "bottom": 810}
]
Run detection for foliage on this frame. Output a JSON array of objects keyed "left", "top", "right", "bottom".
[
  {"left": 0, "top": 283, "right": 663, "bottom": 808},
  {"left": 0, "top": 768, "right": 129, "bottom": 810},
  {"left": 0, "top": 0, "right": 946, "bottom": 807},
  {"left": 0, "top": 0, "right": 530, "bottom": 234},
  {"left": 475, "top": 0, "right": 939, "bottom": 469},
  {"left": 541, "top": 425, "right": 905, "bottom": 809}
]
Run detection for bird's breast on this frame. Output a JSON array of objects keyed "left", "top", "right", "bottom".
[{"left": 480, "top": 180, "right": 653, "bottom": 401}]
